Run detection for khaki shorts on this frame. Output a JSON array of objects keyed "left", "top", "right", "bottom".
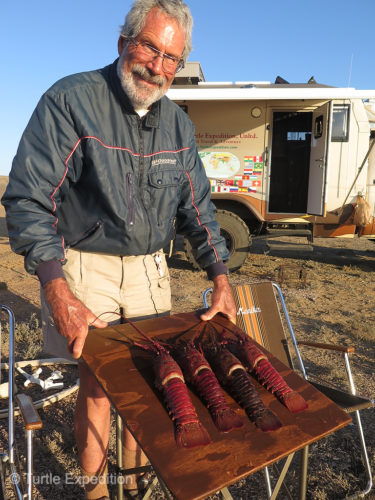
[{"left": 41, "top": 249, "right": 171, "bottom": 360}]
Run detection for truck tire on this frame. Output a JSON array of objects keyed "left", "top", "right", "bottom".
[{"left": 184, "top": 210, "right": 251, "bottom": 272}]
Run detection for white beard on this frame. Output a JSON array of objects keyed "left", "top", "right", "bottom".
[{"left": 117, "top": 50, "right": 168, "bottom": 109}]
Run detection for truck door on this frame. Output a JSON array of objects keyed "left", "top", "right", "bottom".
[
  {"left": 268, "top": 111, "right": 312, "bottom": 213},
  {"left": 307, "top": 102, "right": 330, "bottom": 215}
]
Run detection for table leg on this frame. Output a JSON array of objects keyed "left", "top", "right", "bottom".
[
  {"left": 263, "top": 466, "right": 272, "bottom": 498},
  {"left": 298, "top": 445, "right": 309, "bottom": 500},
  {"left": 270, "top": 453, "right": 295, "bottom": 500},
  {"left": 116, "top": 414, "right": 124, "bottom": 500},
  {"left": 141, "top": 476, "right": 158, "bottom": 500},
  {"left": 220, "top": 487, "right": 234, "bottom": 500}
]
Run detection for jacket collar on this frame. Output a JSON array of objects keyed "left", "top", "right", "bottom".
[{"left": 108, "top": 59, "right": 160, "bottom": 128}]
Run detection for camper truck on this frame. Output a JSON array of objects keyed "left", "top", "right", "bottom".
[{"left": 168, "top": 63, "right": 375, "bottom": 271}]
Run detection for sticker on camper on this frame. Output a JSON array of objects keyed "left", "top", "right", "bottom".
[
  {"left": 210, "top": 179, "right": 257, "bottom": 194},
  {"left": 244, "top": 156, "right": 263, "bottom": 174},
  {"left": 211, "top": 185, "right": 256, "bottom": 193},
  {"left": 199, "top": 152, "right": 241, "bottom": 179}
]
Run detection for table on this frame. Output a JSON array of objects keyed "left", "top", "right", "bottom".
[{"left": 82, "top": 311, "right": 351, "bottom": 500}]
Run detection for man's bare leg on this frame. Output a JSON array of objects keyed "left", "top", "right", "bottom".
[
  {"left": 75, "top": 362, "right": 111, "bottom": 475},
  {"left": 75, "top": 361, "right": 148, "bottom": 493},
  {"left": 123, "top": 430, "right": 149, "bottom": 491}
]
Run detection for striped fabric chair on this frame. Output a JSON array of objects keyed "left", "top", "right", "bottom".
[{"left": 204, "top": 281, "right": 373, "bottom": 499}]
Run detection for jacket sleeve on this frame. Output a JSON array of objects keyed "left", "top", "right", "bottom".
[
  {"left": 176, "top": 129, "right": 229, "bottom": 272},
  {"left": 1, "top": 90, "right": 82, "bottom": 275}
]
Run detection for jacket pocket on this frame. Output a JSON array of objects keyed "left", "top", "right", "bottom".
[
  {"left": 126, "top": 172, "right": 135, "bottom": 227},
  {"left": 148, "top": 168, "right": 183, "bottom": 229},
  {"left": 148, "top": 168, "right": 182, "bottom": 188},
  {"left": 67, "top": 220, "right": 103, "bottom": 248}
]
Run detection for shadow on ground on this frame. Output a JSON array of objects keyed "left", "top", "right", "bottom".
[
  {"left": 251, "top": 238, "right": 375, "bottom": 272},
  {"left": 0, "top": 289, "right": 40, "bottom": 322},
  {"left": 0, "top": 218, "right": 8, "bottom": 238}
]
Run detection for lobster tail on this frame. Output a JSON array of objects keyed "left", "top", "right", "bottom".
[
  {"left": 213, "top": 408, "right": 244, "bottom": 433},
  {"left": 253, "top": 359, "right": 308, "bottom": 413},
  {"left": 175, "top": 339, "right": 244, "bottom": 434},
  {"left": 252, "top": 408, "right": 282, "bottom": 432},
  {"left": 228, "top": 369, "right": 282, "bottom": 432},
  {"left": 280, "top": 391, "right": 308, "bottom": 413},
  {"left": 205, "top": 344, "right": 283, "bottom": 433},
  {"left": 212, "top": 322, "right": 308, "bottom": 415},
  {"left": 175, "top": 422, "right": 211, "bottom": 448}
]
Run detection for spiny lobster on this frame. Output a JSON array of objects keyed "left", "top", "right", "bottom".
[
  {"left": 202, "top": 329, "right": 282, "bottom": 432},
  {"left": 212, "top": 321, "right": 308, "bottom": 414},
  {"left": 125, "top": 318, "right": 211, "bottom": 448},
  {"left": 172, "top": 328, "right": 243, "bottom": 433}
]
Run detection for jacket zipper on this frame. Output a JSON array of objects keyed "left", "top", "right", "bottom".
[
  {"left": 67, "top": 220, "right": 103, "bottom": 248},
  {"left": 126, "top": 172, "right": 135, "bottom": 226},
  {"left": 137, "top": 117, "right": 152, "bottom": 253}
]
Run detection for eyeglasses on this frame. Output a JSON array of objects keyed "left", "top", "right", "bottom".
[{"left": 122, "top": 36, "right": 185, "bottom": 74}]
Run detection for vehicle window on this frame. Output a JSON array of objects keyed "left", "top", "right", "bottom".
[{"left": 331, "top": 104, "right": 350, "bottom": 142}]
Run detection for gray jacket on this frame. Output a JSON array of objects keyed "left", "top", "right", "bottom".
[{"left": 2, "top": 60, "right": 228, "bottom": 278}]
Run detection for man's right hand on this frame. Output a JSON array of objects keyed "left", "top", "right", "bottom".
[{"left": 44, "top": 278, "right": 108, "bottom": 359}]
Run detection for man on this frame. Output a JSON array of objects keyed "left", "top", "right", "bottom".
[{"left": 2, "top": 0, "right": 236, "bottom": 498}]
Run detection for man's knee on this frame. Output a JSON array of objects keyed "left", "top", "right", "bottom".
[{"left": 78, "top": 362, "right": 110, "bottom": 402}]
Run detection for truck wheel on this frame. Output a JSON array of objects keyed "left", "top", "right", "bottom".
[{"left": 184, "top": 210, "right": 251, "bottom": 272}]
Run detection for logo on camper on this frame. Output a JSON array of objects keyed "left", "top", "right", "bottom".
[{"left": 237, "top": 306, "right": 261, "bottom": 316}]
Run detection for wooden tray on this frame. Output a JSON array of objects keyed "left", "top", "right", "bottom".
[{"left": 82, "top": 311, "right": 351, "bottom": 500}]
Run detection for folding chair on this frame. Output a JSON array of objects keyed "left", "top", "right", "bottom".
[
  {"left": 0, "top": 305, "right": 43, "bottom": 500},
  {"left": 204, "top": 281, "right": 374, "bottom": 498}
]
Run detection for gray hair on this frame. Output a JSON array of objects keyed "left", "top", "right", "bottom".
[{"left": 120, "top": 0, "right": 193, "bottom": 62}]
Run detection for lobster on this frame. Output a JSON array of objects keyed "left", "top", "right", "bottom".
[
  {"left": 173, "top": 335, "right": 243, "bottom": 433},
  {"left": 202, "top": 333, "right": 282, "bottom": 432},
  {"left": 214, "top": 322, "right": 308, "bottom": 414},
  {"left": 123, "top": 317, "right": 211, "bottom": 449}
]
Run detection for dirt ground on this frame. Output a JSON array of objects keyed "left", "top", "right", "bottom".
[{"left": 0, "top": 175, "right": 374, "bottom": 499}]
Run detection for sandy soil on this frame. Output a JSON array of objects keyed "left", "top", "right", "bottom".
[{"left": 0, "top": 175, "right": 374, "bottom": 499}]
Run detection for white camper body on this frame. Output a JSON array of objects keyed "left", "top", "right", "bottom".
[{"left": 168, "top": 66, "right": 375, "bottom": 269}]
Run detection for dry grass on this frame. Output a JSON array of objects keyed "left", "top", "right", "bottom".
[
  {"left": 0, "top": 214, "right": 374, "bottom": 498},
  {"left": 0, "top": 313, "right": 43, "bottom": 361}
]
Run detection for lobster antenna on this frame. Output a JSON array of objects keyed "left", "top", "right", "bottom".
[
  {"left": 92, "top": 310, "right": 163, "bottom": 350},
  {"left": 169, "top": 320, "right": 203, "bottom": 343},
  {"left": 199, "top": 321, "right": 213, "bottom": 343},
  {"left": 190, "top": 321, "right": 206, "bottom": 342},
  {"left": 204, "top": 321, "right": 221, "bottom": 345},
  {"left": 210, "top": 317, "right": 235, "bottom": 332}
]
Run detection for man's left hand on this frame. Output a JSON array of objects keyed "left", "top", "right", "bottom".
[{"left": 200, "top": 274, "right": 236, "bottom": 324}]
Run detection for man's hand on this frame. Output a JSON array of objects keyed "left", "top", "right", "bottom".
[
  {"left": 44, "top": 278, "right": 107, "bottom": 359},
  {"left": 200, "top": 274, "right": 236, "bottom": 324}
]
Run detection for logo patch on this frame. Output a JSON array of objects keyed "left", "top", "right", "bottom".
[
  {"left": 237, "top": 306, "right": 261, "bottom": 316},
  {"left": 151, "top": 158, "right": 177, "bottom": 167}
]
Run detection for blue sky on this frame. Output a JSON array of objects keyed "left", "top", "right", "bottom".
[{"left": 1, "top": 0, "right": 374, "bottom": 175}]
